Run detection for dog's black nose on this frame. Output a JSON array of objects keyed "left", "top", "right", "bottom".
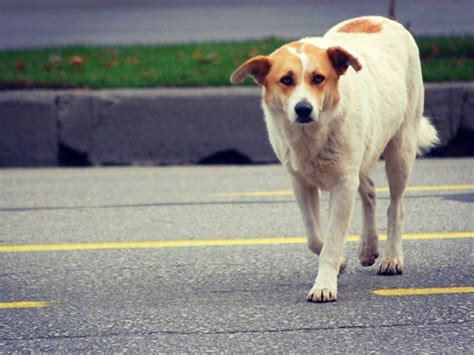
[{"left": 295, "top": 101, "right": 313, "bottom": 121}]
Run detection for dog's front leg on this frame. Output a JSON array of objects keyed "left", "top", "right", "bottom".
[
  {"left": 291, "top": 174, "right": 324, "bottom": 255},
  {"left": 307, "top": 177, "right": 358, "bottom": 302}
]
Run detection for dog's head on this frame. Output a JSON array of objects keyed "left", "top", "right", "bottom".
[{"left": 230, "top": 41, "right": 362, "bottom": 125}]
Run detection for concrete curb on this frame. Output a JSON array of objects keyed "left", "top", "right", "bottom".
[{"left": 1, "top": 83, "right": 473, "bottom": 167}]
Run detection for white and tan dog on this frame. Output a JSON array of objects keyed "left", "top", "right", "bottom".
[{"left": 230, "top": 16, "right": 439, "bottom": 302}]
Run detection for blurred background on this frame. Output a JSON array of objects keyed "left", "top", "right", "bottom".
[
  {"left": 1, "top": 0, "right": 473, "bottom": 49},
  {"left": 0, "top": 0, "right": 473, "bottom": 166}
]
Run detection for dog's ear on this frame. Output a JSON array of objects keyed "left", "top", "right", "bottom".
[
  {"left": 327, "top": 46, "right": 362, "bottom": 75},
  {"left": 230, "top": 56, "right": 271, "bottom": 85}
]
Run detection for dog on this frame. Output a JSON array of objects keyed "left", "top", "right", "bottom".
[{"left": 230, "top": 16, "right": 439, "bottom": 302}]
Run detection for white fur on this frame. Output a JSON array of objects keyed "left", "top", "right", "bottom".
[
  {"left": 235, "top": 16, "right": 439, "bottom": 302},
  {"left": 285, "top": 45, "right": 320, "bottom": 123}
]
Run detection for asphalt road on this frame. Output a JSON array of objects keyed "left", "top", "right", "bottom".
[
  {"left": 1, "top": 0, "right": 473, "bottom": 49},
  {"left": 1, "top": 158, "right": 473, "bottom": 352}
]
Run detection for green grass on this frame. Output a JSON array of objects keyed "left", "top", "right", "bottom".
[{"left": 0, "top": 36, "right": 473, "bottom": 89}]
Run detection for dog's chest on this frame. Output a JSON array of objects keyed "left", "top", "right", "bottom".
[{"left": 286, "top": 133, "right": 344, "bottom": 190}]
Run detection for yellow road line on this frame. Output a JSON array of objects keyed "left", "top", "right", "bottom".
[
  {"left": 396, "top": 231, "right": 474, "bottom": 240},
  {"left": 0, "top": 301, "right": 52, "bottom": 309},
  {"left": 0, "top": 232, "right": 472, "bottom": 253},
  {"left": 373, "top": 286, "right": 474, "bottom": 297},
  {"left": 211, "top": 184, "right": 474, "bottom": 197}
]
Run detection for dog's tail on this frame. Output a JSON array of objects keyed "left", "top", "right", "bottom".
[{"left": 417, "top": 116, "right": 440, "bottom": 156}]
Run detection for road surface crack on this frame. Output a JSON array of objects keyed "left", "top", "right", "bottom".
[{"left": 1, "top": 319, "right": 471, "bottom": 342}]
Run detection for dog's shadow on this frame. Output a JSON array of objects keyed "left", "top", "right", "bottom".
[{"left": 442, "top": 192, "right": 474, "bottom": 203}]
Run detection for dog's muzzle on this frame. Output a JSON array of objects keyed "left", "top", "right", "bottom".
[{"left": 294, "top": 101, "right": 313, "bottom": 124}]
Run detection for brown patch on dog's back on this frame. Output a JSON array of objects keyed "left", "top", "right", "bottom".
[{"left": 338, "top": 19, "right": 382, "bottom": 34}]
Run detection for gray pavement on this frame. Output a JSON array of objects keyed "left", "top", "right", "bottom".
[
  {"left": 1, "top": 0, "right": 473, "bottom": 49},
  {"left": 1, "top": 158, "right": 473, "bottom": 352}
]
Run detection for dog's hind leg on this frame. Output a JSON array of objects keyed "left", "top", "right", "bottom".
[
  {"left": 379, "top": 129, "right": 417, "bottom": 275},
  {"left": 358, "top": 175, "right": 379, "bottom": 266},
  {"left": 291, "top": 174, "right": 324, "bottom": 255}
]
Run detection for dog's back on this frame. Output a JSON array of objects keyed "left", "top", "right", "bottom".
[{"left": 299, "top": 16, "right": 437, "bottom": 173}]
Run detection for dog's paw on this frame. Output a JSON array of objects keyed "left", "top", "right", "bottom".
[
  {"left": 306, "top": 286, "right": 337, "bottom": 302},
  {"left": 377, "top": 257, "right": 403, "bottom": 275},
  {"left": 359, "top": 235, "right": 379, "bottom": 267},
  {"left": 359, "top": 248, "right": 379, "bottom": 267}
]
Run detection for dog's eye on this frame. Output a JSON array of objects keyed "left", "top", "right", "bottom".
[
  {"left": 280, "top": 76, "right": 294, "bottom": 86},
  {"left": 312, "top": 75, "right": 325, "bottom": 85}
]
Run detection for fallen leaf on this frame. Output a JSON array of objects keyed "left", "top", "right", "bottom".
[
  {"left": 107, "top": 48, "right": 119, "bottom": 56},
  {"left": 429, "top": 44, "right": 440, "bottom": 58},
  {"left": 247, "top": 47, "right": 259, "bottom": 57},
  {"left": 177, "top": 51, "right": 186, "bottom": 61},
  {"left": 69, "top": 55, "right": 85, "bottom": 67},
  {"left": 48, "top": 54, "right": 62, "bottom": 64},
  {"left": 16, "top": 61, "right": 26, "bottom": 71},
  {"left": 191, "top": 50, "right": 204, "bottom": 60},
  {"left": 125, "top": 56, "right": 140, "bottom": 65},
  {"left": 203, "top": 51, "right": 220, "bottom": 65},
  {"left": 195, "top": 51, "right": 220, "bottom": 65},
  {"left": 141, "top": 68, "right": 158, "bottom": 78},
  {"left": 102, "top": 58, "right": 119, "bottom": 68}
]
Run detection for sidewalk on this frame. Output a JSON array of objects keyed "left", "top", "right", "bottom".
[{"left": 0, "top": 82, "right": 473, "bottom": 167}]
